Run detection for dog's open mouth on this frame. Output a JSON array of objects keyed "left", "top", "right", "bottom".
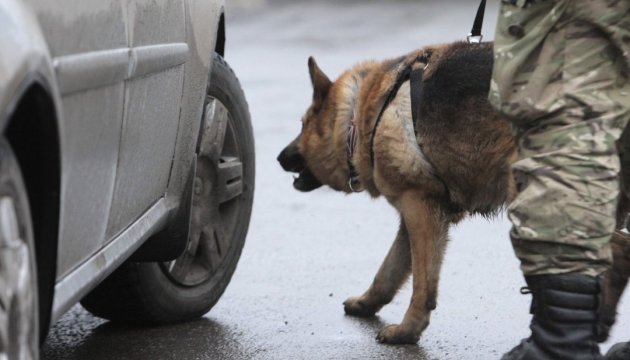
[
  {"left": 292, "top": 166, "right": 323, "bottom": 192},
  {"left": 277, "top": 144, "right": 323, "bottom": 192}
]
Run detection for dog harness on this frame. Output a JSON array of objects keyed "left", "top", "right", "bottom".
[
  {"left": 346, "top": 0, "right": 488, "bottom": 209},
  {"left": 368, "top": 54, "right": 464, "bottom": 214},
  {"left": 345, "top": 54, "right": 429, "bottom": 193},
  {"left": 344, "top": 53, "right": 430, "bottom": 193}
]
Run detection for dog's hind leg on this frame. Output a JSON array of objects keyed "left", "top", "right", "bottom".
[
  {"left": 343, "top": 220, "right": 411, "bottom": 317},
  {"left": 376, "top": 190, "right": 448, "bottom": 344}
]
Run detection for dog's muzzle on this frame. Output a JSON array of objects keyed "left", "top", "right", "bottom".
[{"left": 277, "top": 144, "right": 323, "bottom": 192}]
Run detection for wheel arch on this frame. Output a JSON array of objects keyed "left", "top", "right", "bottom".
[
  {"left": 0, "top": 0, "right": 63, "bottom": 341},
  {"left": 4, "top": 77, "right": 61, "bottom": 341}
]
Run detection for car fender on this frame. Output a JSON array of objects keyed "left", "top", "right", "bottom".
[
  {"left": 131, "top": 1, "right": 225, "bottom": 261},
  {"left": 0, "top": 1, "right": 62, "bottom": 132}
]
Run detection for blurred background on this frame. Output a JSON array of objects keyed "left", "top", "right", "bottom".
[{"left": 42, "top": 1, "right": 630, "bottom": 359}]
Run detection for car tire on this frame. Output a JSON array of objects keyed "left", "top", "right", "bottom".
[
  {"left": 80, "top": 53, "right": 255, "bottom": 325},
  {"left": 0, "top": 138, "right": 38, "bottom": 358}
]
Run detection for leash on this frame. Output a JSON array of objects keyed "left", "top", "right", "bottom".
[{"left": 467, "top": 0, "right": 486, "bottom": 43}]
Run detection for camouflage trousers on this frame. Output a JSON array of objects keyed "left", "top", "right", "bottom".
[{"left": 489, "top": 0, "right": 630, "bottom": 276}]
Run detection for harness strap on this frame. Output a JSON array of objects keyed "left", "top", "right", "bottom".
[
  {"left": 369, "top": 65, "right": 414, "bottom": 167},
  {"left": 368, "top": 53, "right": 430, "bottom": 166},
  {"left": 409, "top": 66, "right": 424, "bottom": 135}
]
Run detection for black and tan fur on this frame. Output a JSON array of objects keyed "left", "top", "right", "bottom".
[{"left": 278, "top": 42, "right": 630, "bottom": 344}]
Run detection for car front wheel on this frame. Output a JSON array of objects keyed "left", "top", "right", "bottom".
[{"left": 81, "top": 53, "right": 255, "bottom": 325}]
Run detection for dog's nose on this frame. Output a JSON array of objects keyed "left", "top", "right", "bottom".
[
  {"left": 277, "top": 147, "right": 290, "bottom": 170},
  {"left": 277, "top": 147, "right": 304, "bottom": 173},
  {"left": 277, "top": 149, "right": 288, "bottom": 167},
  {"left": 276, "top": 151, "right": 284, "bottom": 164}
]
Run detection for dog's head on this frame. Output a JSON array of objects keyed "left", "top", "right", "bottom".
[{"left": 278, "top": 57, "right": 345, "bottom": 192}]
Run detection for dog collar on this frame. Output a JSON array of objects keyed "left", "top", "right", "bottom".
[{"left": 346, "top": 109, "right": 363, "bottom": 192}]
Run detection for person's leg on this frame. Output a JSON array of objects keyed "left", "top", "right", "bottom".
[
  {"left": 608, "top": 135, "right": 630, "bottom": 359},
  {"left": 506, "top": 4, "right": 630, "bottom": 278},
  {"left": 490, "top": 0, "right": 630, "bottom": 358}
]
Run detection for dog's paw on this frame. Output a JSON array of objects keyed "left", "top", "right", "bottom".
[
  {"left": 376, "top": 324, "right": 420, "bottom": 345},
  {"left": 343, "top": 296, "right": 378, "bottom": 317}
]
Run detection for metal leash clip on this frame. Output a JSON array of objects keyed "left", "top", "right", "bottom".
[{"left": 467, "top": 34, "right": 483, "bottom": 44}]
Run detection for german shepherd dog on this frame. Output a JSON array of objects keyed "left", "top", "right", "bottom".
[{"left": 277, "top": 42, "right": 630, "bottom": 344}]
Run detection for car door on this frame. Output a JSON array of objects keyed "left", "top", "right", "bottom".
[
  {"left": 105, "top": 0, "right": 188, "bottom": 239},
  {"left": 26, "top": 0, "right": 130, "bottom": 280}
]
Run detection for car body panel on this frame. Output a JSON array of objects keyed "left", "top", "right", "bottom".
[
  {"left": 26, "top": 0, "right": 130, "bottom": 280},
  {"left": 106, "top": 0, "right": 187, "bottom": 239},
  {"left": 26, "top": 1, "right": 128, "bottom": 58},
  {"left": 54, "top": 83, "right": 125, "bottom": 280}
]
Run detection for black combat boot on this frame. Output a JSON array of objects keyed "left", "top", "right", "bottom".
[
  {"left": 501, "top": 274, "right": 603, "bottom": 360},
  {"left": 605, "top": 342, "right": 630, "bottom": 359}
]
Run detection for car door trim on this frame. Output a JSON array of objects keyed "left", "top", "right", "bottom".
[
  {"left": 54, "top": 48, "right": 129, "bottom": 96},
  {"left": 54, "top": 43, "right": 190, "bottom": 96},
  {"left": 130, "top": 43, "right": 190, "bottom": 79},
  {"left": 51, "top": 198, "right": 173, "bottom": 322}
]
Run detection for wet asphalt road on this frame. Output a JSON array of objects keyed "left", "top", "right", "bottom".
[{"left": 41, "top": 1, "right": 630, "bottom": 359}]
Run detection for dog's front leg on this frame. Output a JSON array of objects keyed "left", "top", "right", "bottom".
[
  {"left": 344, "top": 220, "right": 411, "bottom": 317},
  {"left": 376, "top": 190, "right": 447, "bottom": 344}
]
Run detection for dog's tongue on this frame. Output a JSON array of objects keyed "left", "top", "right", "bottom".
[{"left": 293, "top": 168, "right": 323, "bottom": 192}]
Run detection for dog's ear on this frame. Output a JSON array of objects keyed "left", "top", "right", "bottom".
[{"left": 308, "top": 57, "right": 332, "bottom": 102}]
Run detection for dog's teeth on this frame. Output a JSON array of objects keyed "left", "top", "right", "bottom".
[{"left": 293, "top": 175, "right": 298, "bottom": 180}]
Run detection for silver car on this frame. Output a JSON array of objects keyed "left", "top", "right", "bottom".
[{"left": 0, "top": 1, "right": 255, "bottom": 358}]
